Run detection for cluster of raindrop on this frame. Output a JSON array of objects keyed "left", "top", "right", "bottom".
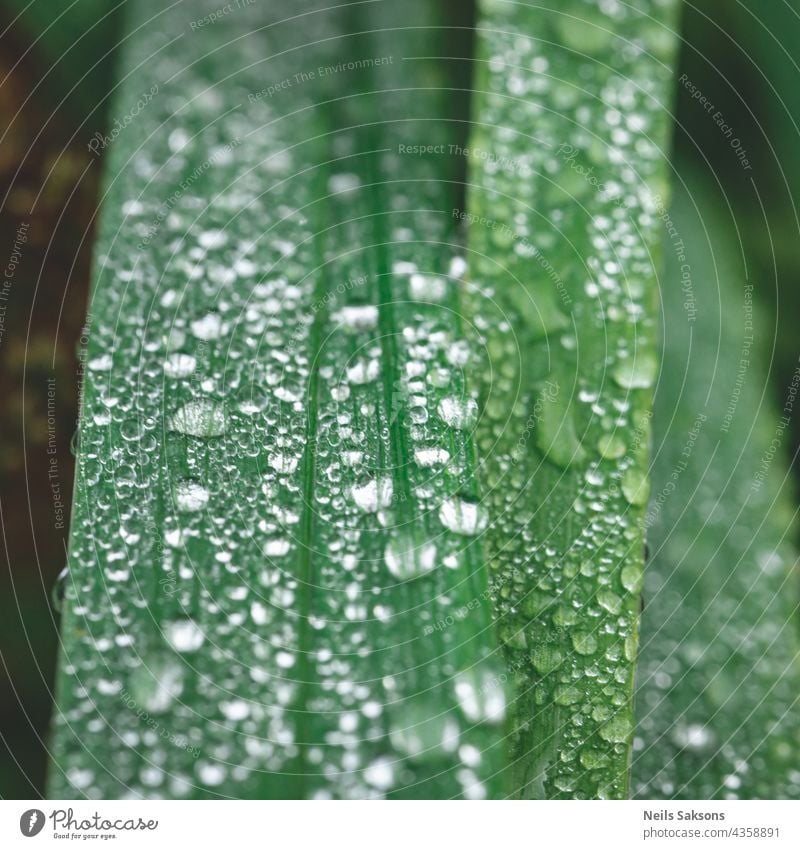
[
  {"left": 459, "top": 0, "right": 676, "bottom": 798},
  {"left": 50, "top": 0, "right": 508, "bottom": 802}
]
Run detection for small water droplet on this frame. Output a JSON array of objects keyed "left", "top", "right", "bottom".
[
  {"left": 87, "top": 354, "right": 113, "bottom": 372},
  {"left": 268, "top": 452, "right": 299, "bottom": 474},
  {"left": 531, "top": 645, "right": 563, "bottom": 675},
  {"left": 571, "top": 631, "right": 598, "bottom": 655},
  {"left": 363, "top": 757, "right": 395, "bottom": 791},
  {"left": 671, "top": 722, "right": 716, "bottom": 751}
]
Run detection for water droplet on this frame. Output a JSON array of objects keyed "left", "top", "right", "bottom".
[
  {"left": 613, "top": 351, "right": 657, "bottom": 389},
  {"left": 671, "top": 722, "right": 716, "bottom": 752},
  {"left": 554, "top": 684, "right": 582, "bottom": 706},
  {"left": 51, "top": 566, "right": 70, "bottom": 613},
  {"left": 389, "top": 700, "right": 459, "bottom": 761},
  {"left": 621, "top": 466, "right": 650, "bottom": 506},
  {"left": 414, "top": 447, "right": 451, "bottom": 467},
  {"left": 597, "top": 589, "right": 623, "bottom": 615},
  {"left": 163, "top": 353, "right": 197, "bottom": 378},
  {"left": 347, "top": 358, "right": 380, "bottom": 384},
  {"left": 598, "top": 713, "right": 633, "bottom": 743},
  {"left": 363, "top": 757, "right": 395, "bottom": 791},
  {"left": 579, "top": 749, "right": 609, "bottom": 770},
  {"left": 453, "top": 663, "right": 506, "bottom": 724},
  {"left": 571, "top": 631, "right": 598, "bottom": 655},
  {"left": 268, "top": 452, "right": 299, "bottom": 474},
  {"left": 190, "top": 312, "right": 224, "bottom": 341},
  {"left": 174, "top": 481, "right": 209, "bottom": 513},
  {"left": 437, "top": 396, "right": 478, "bottom": 430},
  {"left": 351, "top": 477, "right": 394, "bottom": 513},
  {"left": 409, "top": 273, "right": 447, "bottom": 302},
  {"left": 168, "top": 399, "right": 228, "bottom": 437},
  {"left": 620, "top": 564, "right": 642, "bottom": 593},
  {"left": 384, "top": 538, "right": 436, "bottom": 581},
  {"left": 336, "top": 304, "right": 378, "bottom": 331},
  {"left": 439, "top": 497, "right": 488, "bottom": 536},
  {"left": 196, "top": 762, "right": 226, "bottom": 786},
  {"left": 264, "top": 539, "right": 290, "bottom": 557},
  {"left": 531, "top": 645, "right": 563, "bottom": 675},
  {"left": 88, "top": 354, "right": 113, "bottom": 372},
  {"left": 129, "top": 655, "right": 184, "bottom": 714},
  {"left": 596, "top": 433, "right": 627, "bottom": 459},
  {"left": 165, "top": 619, "right": 205, "bottom": 653},
  {"left": 220, "top": 699, "right": 250, "bottom": 721}
]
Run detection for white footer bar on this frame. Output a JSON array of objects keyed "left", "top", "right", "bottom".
[{"left": 2, "top": 800, "right": 798, "bottom": 847}]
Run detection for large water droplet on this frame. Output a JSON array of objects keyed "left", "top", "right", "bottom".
[
  {"left": 174, "top": 480, "right": 210, "bottom": 513},
  {"left": 453, "top": 663, "right": 506, "bottom": 724},
  {"left": 414, "top": 447, "right": 451, "bottom": 467},
  {"left": 190, "top": 313, "right": 224, "bottom": 341},
  {"left": 384, "top": 538, "right": 436, "bottom": 580},
  {"left": 163, "top": 353, "right": 197, "bottom": 378},
  {"left": 165, "top": 619, "right": 205, "bottom": 653},
  {"left": 389, "top": 699, "right": 460, "bottom": 761},
  {"left": 437, "top": 396, "right": 478, "bottom": 430},
  {"left": 598, "top": 713, "right": 633, "bottom": 743},
  {"left": 168, "top": 399, "right": 228, "bottom": 437},
  {"left": 613, "top": 351, "right": 657, "bottom": 389},
  {"left": 439, "top": 497, "right": 488, "bottom": 536},
  {"left": 128, "top": 655, "right": 185, "bottom": 713},
  {"left": 336, "top": 304, "right": 378, "bottom": 331},
  {"left": 409, "top": 273, "right": 447, "bottom": 302},
  {"left": 347, "top": 358, "right": 380, "bottom": 384},
  {"left": 621, "top": 467, "right": 650, "bottom": 506},
  {"left": 351, "top": 477, "right": 394, "bottom": 513}
]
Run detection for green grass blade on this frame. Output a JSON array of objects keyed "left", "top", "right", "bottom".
[
  {"left": 633, "top": 169, "right": 800, "bottom": 799},
  {"left": 464, "top": 0, "right": 680, "bottom": 797},
  {"left": 48, "top": 0, "right": 506, "bottom": 799}
]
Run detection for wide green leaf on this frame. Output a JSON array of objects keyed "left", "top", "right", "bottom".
[
  {"left": 464, "top": 0, "right": 680, "bottom": 798},
  {"left": 633, "top": 167, "right": 800, "bottom": 799},
  {"left": 49, "top": 0, "right": 506, "bottom": 799}
]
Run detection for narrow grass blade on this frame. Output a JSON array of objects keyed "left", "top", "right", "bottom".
[
  {"left": 633, "top": 170, "right": 800, "bottom": 799},
  {"left": 48, "top": 1, "right": 506, "bottom": 799},
  {"left": 464, "top": 0, "right": 680, "bottom": 797}
]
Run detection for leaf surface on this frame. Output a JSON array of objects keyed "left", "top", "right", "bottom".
[
  {"left": 48, "top": 0, "right": 506, "bottom": 800},
  {"left": 464, "top": 0, "right": 680, "bottom": 798},
  {"left": 633, "top": 169, "right": 800, "bottom": 799}
]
